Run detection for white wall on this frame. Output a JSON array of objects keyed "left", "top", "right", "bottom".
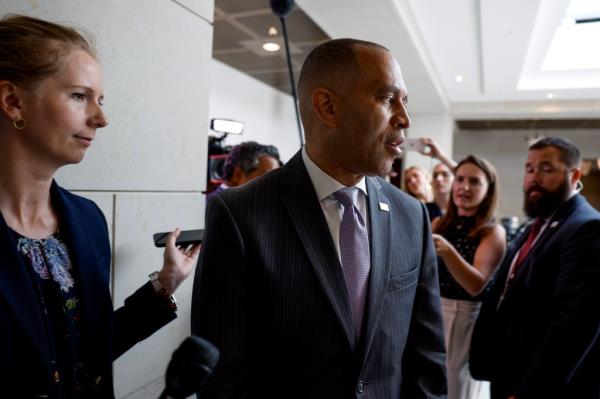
[
  {"left": 209, "top": 59, "right": 302, "bottom": 162},
  {"left": 454, "top": 129, "right": 600, "bottom": 220},
  {"left": 2, "top": 1, "right": 214, "bottom": 397}
]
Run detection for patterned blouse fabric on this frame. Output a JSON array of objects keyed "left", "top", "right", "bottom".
[
  {"left": 13, "top": 230, "right": 89, "bottom": 398},
  {"left": 437, "top": 216, "right": 482, "bottom": 302}
]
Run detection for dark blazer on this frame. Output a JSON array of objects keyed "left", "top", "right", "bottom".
[
  {"left": 0, "top": 181, "right": 176, "bottom": 398},
  {"left": 471, "top": 194, "right": 600, "bottom": 398},
  {"left": 192, "top": 151, "right": 447, "bottom": 399}
]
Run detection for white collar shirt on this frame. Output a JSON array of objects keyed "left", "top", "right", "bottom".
[{"left": 301, "top": 147, "right": 369, "bottom": 262}]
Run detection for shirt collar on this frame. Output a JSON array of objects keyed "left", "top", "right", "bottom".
[{"left": 301, "top": 146, "right": 367, "bottom": 201}]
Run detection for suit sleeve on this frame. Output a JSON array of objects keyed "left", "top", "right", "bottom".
[
  {"left": 401, "top": 203, "right": 448, "bottom": 398},
  {"left": 85, "top": 201, "right": 177, "bottom": 360},
  {"left": 516, "top": 220, "right": 600, "bottom": 398},
  {"left": 112, "top": 282, "right": 177, "bottom": 360},
  {"left": 191, "top": 194, "right": 253, "bottom": 398}
]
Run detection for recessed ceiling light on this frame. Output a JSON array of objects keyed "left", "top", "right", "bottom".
[
  {"left": 262, "top": 42, "right": 280, "bottom": 52},
  {"left": 268, "top": 26, "right": 278, "bottom": 36},
  {"left": 547, "top": 93, "right": 554, "bottom": 99},
  {"left": 454, "top": 75, "right": 464, "bottom": 83}
]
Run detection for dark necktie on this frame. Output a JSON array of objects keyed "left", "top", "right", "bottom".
[{"left": 334, "top": 187, "right": 371, "bottom": 339}]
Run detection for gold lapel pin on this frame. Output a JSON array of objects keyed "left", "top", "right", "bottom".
[{"left": 379, "top": 202, "right": 389, "bottom": 212}]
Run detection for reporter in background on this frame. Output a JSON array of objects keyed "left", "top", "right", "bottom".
[
  {"left": 431, "top": 155, "right": 506, "bottom": 399},
  {"left": 419, "top": 137, "right": 457, "bottom": 219},
  {"left": 404, "top": 165, "right": 433, "bottom": 203},
  {"left": 206, "top": 141, "right": 280, "bottom": 203},
  {"left": 0, "top": 15, "right": 200, "bottom": 398}
]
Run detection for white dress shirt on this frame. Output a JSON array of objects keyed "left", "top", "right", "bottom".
[{"left": 301, "top": 147, "right": 369, "bottom": 262}]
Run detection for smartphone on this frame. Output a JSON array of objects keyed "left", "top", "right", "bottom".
[
  {"left": 153, "top": 229, "right": 204, "bottom": 248},
  {"left": 400, "top": 138, "right": 429, "bottom": 153}
]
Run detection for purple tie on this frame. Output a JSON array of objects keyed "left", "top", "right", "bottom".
[{"left": 334, "top": 187, "right": 371, "bottom": 339}]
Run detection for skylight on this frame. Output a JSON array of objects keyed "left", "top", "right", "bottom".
[
  {"left": 518, "top": 0, "right": 600, "bottom": 90},
  {"left": 541, "top": 0, "right": 600, "bottom": 71}
]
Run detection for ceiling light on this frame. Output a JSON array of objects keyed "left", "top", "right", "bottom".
[
  {"left": 561, "top": 16, "right": 576, "bottom": 27},
  {"left": 262, "top": 42, "right": 280, "bottom": 52},
  {"left": 268, "top": 26, "right": 278, "bottom": 36},
  {"left": 546, "top": 92, "right": 554, "bottom": 99},
  {"left": 454, "top": 75, "right": 463, "bottom": 83}
]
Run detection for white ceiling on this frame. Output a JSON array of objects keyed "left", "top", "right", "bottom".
[{"left": 297, "top": 0, "right": 600, "bottom": 119}]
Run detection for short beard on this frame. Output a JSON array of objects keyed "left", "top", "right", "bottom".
[{"left": 523, "top": 177, "right": 571, "bottom": 218}]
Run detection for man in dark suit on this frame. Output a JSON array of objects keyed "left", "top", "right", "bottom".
[
  {"left": 471, "top": 137, "right": 600, "bottom": 399},
  {"left": 192, "top": 39, "right": 447, "bottom": 398}
]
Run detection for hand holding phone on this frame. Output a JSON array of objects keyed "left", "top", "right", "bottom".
[
  {"left": 154, "top": 228, "right": 203, "bottom": 296},
  {"left": 400, "top": 138, "right": 430, "bottom": 154},
  {"left": 154, "top": 229, "right": 204, "bottom": 247}
]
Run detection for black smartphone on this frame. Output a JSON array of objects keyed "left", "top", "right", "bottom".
[{"left": 153, "top": 229, "right": 204, "bottom": 248}]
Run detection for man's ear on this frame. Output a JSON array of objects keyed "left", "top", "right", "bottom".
[
  {"left": 312, "top": 87, "right": 339, "bottom": 128},
  {"left": 230, "top": 166, "right": 247, "bottom": 187},
  {"left": 0, "top": 80, "right": 25, "bottom": 121},
  {"left": 570, "top": 167, "right": 582, "bottom": 187}
]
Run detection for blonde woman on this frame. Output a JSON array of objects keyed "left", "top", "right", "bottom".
[{"left": 0, "top": 15, "right": 200, "bottom": 397}]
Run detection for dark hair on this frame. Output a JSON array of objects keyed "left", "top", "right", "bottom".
[
  {"left": 263, "top": 144, "right": 283, "bottom": 167},
  {"left": 297, "top": 38, "right": 389, "bottom": 130},
  {"left": 0, "top": 15, "right": 96, "bottom": 91},
  {"left": 298, "top": 39, "right": 388, "bottom": 95},
  {"left": 434, "top": 155, "right": 499, "bottom": 239},
  {"left": 529, "top": 136, "right": 581, "bottom": 168},
  {"left": 222, "top": 141, "right": 281, "bottom": 180}
]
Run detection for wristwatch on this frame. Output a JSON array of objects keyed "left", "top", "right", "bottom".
[{"left": 149, "top": 271, "right": 178, "bottom": 311}]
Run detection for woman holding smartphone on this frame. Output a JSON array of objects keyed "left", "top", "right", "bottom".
[
  {"left": 0, "top": 15, "right": 200, "bottom": 397},
  {"left": 431, "top": 155, "right": 506, "bottom": 399}
]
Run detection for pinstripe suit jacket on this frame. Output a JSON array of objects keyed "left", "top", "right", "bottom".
[{"left": 192, "top": 151, "right": 447, "bottom": 399}]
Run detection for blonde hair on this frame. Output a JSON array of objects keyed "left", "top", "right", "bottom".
[
  {"left": 0, "top": 14, "right": 96, "bottom": 90},
  {"left": 403, "top": 166, "right": 432, "bottom": 203}
]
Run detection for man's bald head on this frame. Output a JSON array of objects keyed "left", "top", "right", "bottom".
[{"left": 297, "top": 39, "right": 390, "bottom": 136}]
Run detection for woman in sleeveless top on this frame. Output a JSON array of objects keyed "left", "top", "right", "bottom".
[{"left": 432, "top": 155, "right": 506, "bottom": 399}]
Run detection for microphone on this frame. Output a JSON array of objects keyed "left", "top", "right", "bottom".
[
  {"left": 159, "top": 335, "right": 220, "bottom": 399},
  {"left": 269, "top": 0, "right": 295, "bottom": 18},
  {"left": 269, "top": 0, "right": 304, "bottom": 145}
]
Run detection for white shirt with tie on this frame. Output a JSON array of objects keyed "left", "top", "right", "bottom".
[{"left": 301, "top": 147, "right": 370, "bottom": 262}]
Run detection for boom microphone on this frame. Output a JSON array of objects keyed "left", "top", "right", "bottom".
[
  {"left": 269, "top": 0, "right": 295, "bottom": 18},
  {"left": 269, "top": 0, "right": 304, "bottom": 145},
  {"left": 159, "top": 335, "right": 220, "bottom": 399}
]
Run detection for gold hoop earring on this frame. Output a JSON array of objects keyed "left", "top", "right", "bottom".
[{"left": 13, "top": 119, "right": 27, "bottom": 130}]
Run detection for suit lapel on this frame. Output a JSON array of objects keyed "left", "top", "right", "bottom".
[
  {"left": 500, "top": 194, "right": 583, "bottom": 306},
  {"left": 0, "top": 212, "right": 53, "bottom": 372},
  {"left": 280, "top": 152, "right": 355, "bottom": 348},
  {"left": 51, "top": 182, "right": 107, "bottom": 372},
  {"left": 491, "top": 222, "right": 531, "bottom": 310},
  {"left": 358, "top": 177, "right": 392, "bottom": 366}
]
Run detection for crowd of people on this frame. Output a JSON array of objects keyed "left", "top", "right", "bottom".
[{"left": 1, "top": 13, "right": 599, "bottom": 399}]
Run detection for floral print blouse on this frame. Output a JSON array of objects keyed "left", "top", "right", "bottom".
[{"left": 13, "top": 230, "right": 89, "bottom": 397}]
